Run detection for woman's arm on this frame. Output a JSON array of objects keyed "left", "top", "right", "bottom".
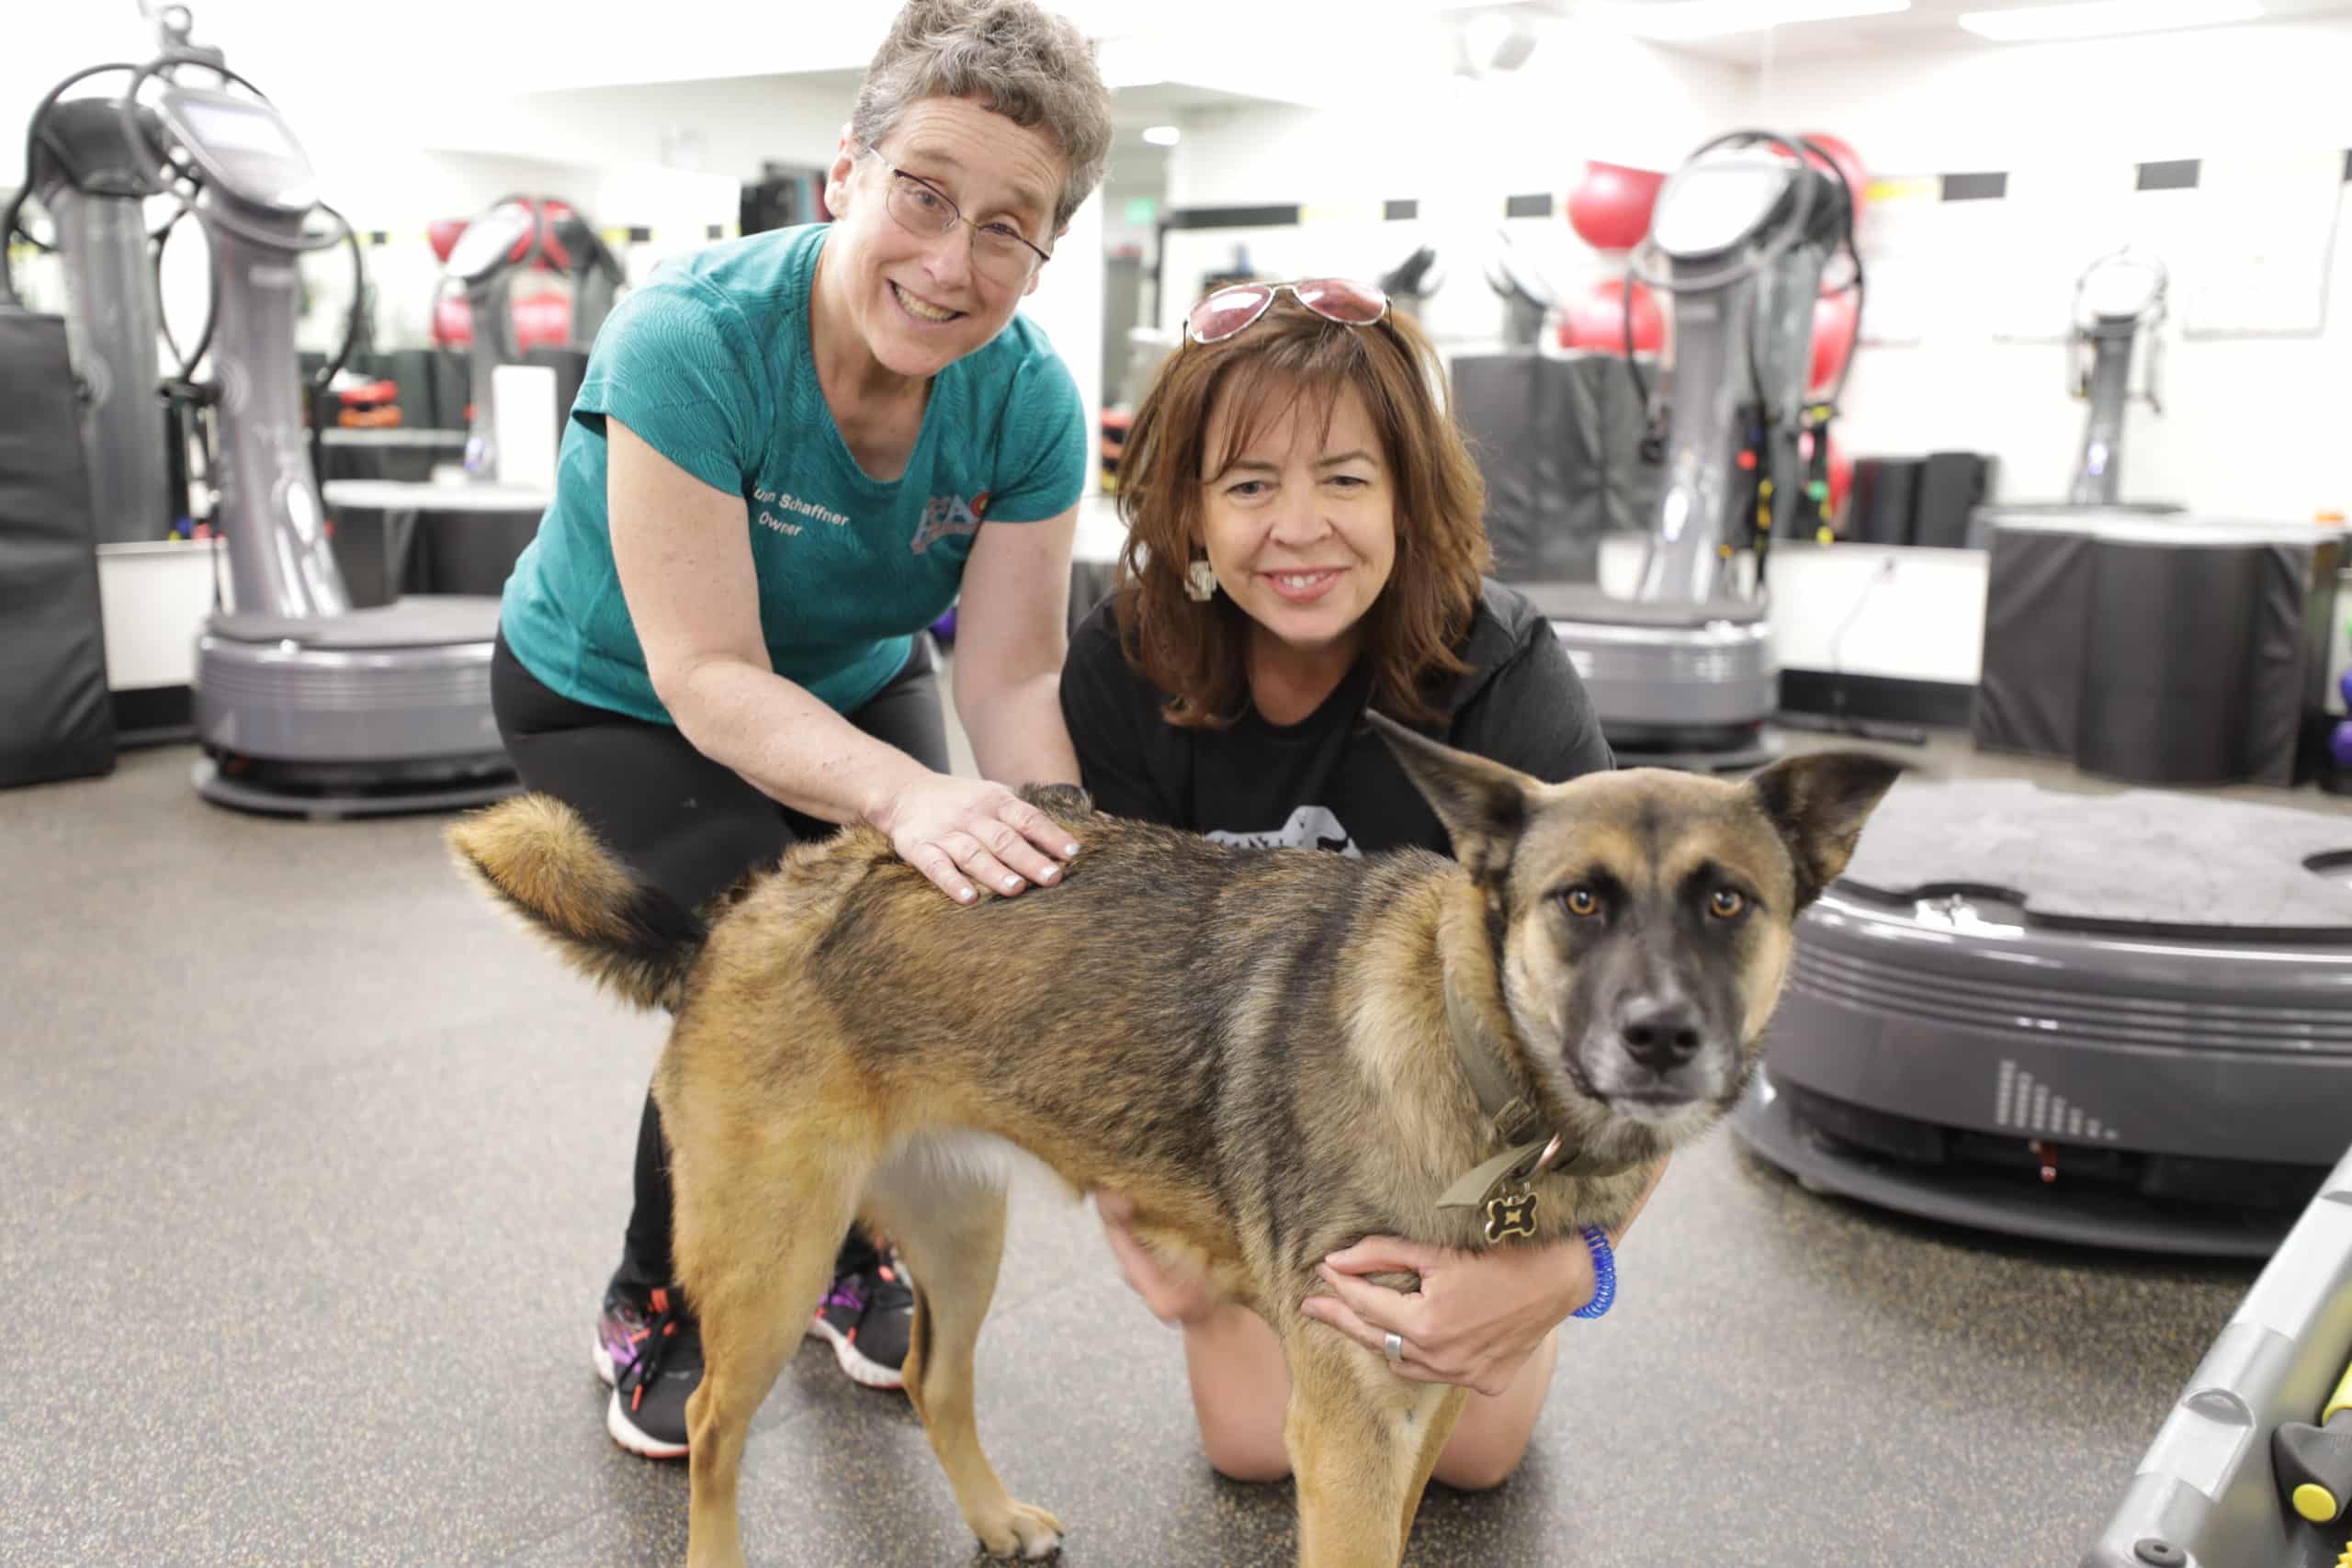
[
  {"left": 951, "top": 506, "right": 1081, "bottom": 788},
  {"left": 1306, "top": 1156, "right": 1670, "bottom": 1397},
  {"left": 607, "top": 417, "right": 1077, "bottom": 901}
]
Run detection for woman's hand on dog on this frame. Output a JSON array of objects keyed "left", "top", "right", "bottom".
[
  {"left": 1300, "top": 1235, "right": 1600, "bottom": 1398},
  {"left": 870, "top": 773, "right": 1081, "bottom": 905},
  {"left": 1093, "top": 1190, "right": 1218, "bottom": 1326}
]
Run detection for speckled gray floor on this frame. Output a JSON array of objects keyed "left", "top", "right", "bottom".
[{"left": 4, "top": 728, "right": 2346, "bottom": 1568}]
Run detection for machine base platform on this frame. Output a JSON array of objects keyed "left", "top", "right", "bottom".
[
  {"left": 1610, "top": 730, "right": 1781, "bottom": 775},
  {"left": 191, "top": 595, "right": 514, "bottom": 817},
  {"left": 193, "top": 755, "right": 517, "bottom": 820},
  {"left": 1732, "top": 1069, "right": 2310, "bottom": 1258},
  {"left": 1742, "top": 778, "right": 2350, "bottom": 1257},
  {"left": 1545, "top": 598, "right": 1779, "bottom": 756}
]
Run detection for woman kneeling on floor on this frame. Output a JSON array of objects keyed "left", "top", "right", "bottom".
[{"left": 1061, "top": 279, "right": 1669, "bottom": 1490}]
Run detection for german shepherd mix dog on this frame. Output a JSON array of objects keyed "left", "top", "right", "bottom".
[{"left": 450, "top": 716, "right": 1901, "bottom": 1568}]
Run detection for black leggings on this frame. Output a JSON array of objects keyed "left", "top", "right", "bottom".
[{"left": 490, "top": 632, "right": 950, "bottom": 1289}]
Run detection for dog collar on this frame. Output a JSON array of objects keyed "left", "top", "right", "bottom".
[{"left": 1438, "top": 986, "right": 1634, "bottom": 1237}]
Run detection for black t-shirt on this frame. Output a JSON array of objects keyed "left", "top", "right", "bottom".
[{"left": 1057, "top": 579, "right": 1614, "bottom": 859}]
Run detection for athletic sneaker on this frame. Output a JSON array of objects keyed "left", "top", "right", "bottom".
[
  {"left": 807, "top": 1253, "right": 916, "bottom": 1391},
  {"left": 593, "top": 1275, "right": 701, "bottom": 1458}
]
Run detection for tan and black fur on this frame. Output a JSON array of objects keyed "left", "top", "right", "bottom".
[{"left": 449, "top": 718, "right": 1902, "bottom": 1568}]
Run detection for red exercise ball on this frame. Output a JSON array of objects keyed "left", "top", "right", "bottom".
[
  {"left": 1566, "top": 161, "right": 1667, "bottom": 252},
  {"left": 431, "top": 288, "right": 576, "bottom": 351},
  {"left": 433, "top": 291, "right": 472, "bottom": 347},
  {"left": 1799, "top": 131, "right": 1869, "bottom": 217},
  {"left": 1810, "top": 288, "right": 1860, "bottom": 396},
  {"left": 511, "top": 291, "right": 574, "bottom": 352},
  {"left": 1559, "top": 277, "right": 1665, "bottom": 355}
]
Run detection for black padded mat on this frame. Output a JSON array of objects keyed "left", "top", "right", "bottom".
[{"left": 1838, "top": 778, "right": 2352, "bottom": 934}]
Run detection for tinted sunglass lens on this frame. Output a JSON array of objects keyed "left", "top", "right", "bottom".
[
  {"left": 1189, "top": 286, "right": 1273, "bottom": 342},
  {"left": 1294, "top": 278, "right": 1387, "bottom": 324}
]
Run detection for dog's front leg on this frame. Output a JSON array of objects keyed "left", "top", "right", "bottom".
[{"left": 1280, "top": 1325, "right": 1467, "bottom": 1568}]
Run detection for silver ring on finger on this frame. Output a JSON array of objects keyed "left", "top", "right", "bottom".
[{"left": 1384, "top": 1331, "right": 1405, "bottom": 1366}]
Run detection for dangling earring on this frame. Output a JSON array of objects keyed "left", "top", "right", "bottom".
[{"left": 1184, "top": 558, "right": 1217, "bottom": 602}]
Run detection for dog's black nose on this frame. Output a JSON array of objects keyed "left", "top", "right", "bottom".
[{"left": 1616, "top": 994, "right": 1702, "bottom": 1073}]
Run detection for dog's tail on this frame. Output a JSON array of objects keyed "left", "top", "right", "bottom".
[{"left": 447, "top": 794, "right": 709, "bottom": 1013}]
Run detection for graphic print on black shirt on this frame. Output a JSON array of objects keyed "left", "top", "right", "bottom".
[
  {"left": 1205, "top": 804, "right": 1362, "bottom": 857},
  {"left": 1059, "top": 578, "right": 1615, "bottom": 861}
]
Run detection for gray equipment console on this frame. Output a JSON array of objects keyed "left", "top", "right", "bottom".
[
  {"left": 1546, "top": 132, "right": 1852, "bottom": 761},
  {"left": 151, "top": 73, "right": 513, "bottom": 813}
]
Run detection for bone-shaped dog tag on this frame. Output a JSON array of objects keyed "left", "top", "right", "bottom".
[{"left": 1484, "top": 1190, "right": 1538, "bottom": 1242}]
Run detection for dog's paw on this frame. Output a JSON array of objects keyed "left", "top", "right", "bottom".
[{"left": 975, "top": 1500, "right": 1063, "bottom": 1560}]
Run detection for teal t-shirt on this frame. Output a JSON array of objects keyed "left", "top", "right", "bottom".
[{"left": 499, "top": 222, "right": 1087, "bottom": 722}]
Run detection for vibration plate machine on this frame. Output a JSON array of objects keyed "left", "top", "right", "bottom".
[
  {"left": 11, "top": 4, "right": 515, "bottom": 816},
  {"left": 1533, "top": 130, "right": 1860, "bottom": 767},
  {"left": 1733, "top": 781, "right": 2350, "bottom": 1256}
]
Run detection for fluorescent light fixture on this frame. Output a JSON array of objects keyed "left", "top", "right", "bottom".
[
  {"left": 1604, "top": 0, "right": 1911, "bottom": 40},
  {"left": 1957, "top": 0, "right": 2262, "bottom": 39},
  {"left": 1141, "top": 124, "right": 1181, "bottom": 147}
]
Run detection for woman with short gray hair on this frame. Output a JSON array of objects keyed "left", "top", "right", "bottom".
[{"left": 489, "top": 0, "right": 1112, "bottom": 1458}]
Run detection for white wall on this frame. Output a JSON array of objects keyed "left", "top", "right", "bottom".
[
  {"left": 1750, "top": 19, "right": 2352, "bottom": 173},
  {"left": 3, "top": 1, "right": 907, "bottom": 189},
  {"left": 1162, "top": 23, "right": 1751, "bottom": 211},
  {"left": 394, "top": 73, "right": 1107, "bottom": 493},
  {"left": 421, "top": 76, "right": 857, "bottom": 184},
  {"left": 1153, "top": 18, "right": 1753, "bottom": 352},
  {"left": 1756, "top": 20, "right": 2352, "bottom": 523},
  {"left": 300, "top": 75, "right": 843, "bottom": 354}
]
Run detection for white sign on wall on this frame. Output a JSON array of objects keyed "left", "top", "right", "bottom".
[{"left": 2182, "top": 151, "right": 2343, "bottom": 339}]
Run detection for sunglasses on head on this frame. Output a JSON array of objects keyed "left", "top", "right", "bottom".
[{"left": 1184, "top": 278, "right": 1391, "bottom": 344}]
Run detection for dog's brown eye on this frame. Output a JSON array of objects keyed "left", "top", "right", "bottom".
[
  {"left": 1710, "top": 888, "right": 1747, "bottom": 919},
  {"left": 1563, "top": 887, "right": 1600, "bottom": 918}
]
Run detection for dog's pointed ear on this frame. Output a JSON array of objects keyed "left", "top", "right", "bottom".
[
  {"left": 1364, "top": 711, "right": 1536, "bottom": 884},
  {"left": 1745, "top": 750, "right": 1909, "bottom": 908}
]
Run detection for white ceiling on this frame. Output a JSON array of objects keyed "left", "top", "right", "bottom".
[
  {"left": 38, "top": 0, "right": 2352, "bottom": 93},
  {"left": 467, "top": 0, "right": 2351, "bottom": 193},
  {"left": 1586, "top": 0, "right": 2352, "bottom": 64}
]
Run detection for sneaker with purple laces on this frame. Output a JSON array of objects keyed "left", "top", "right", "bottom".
[
  {"left": 593, "top": 1275, "right": 700, "bottom": 1458},
  {"left": 807, "top": 1254, "right": 915, "bottom": 1390}
]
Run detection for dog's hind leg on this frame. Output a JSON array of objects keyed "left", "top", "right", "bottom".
[
  {"left": 669, "top": 1113, "right": 865, "bottom": 1568},
  {"left": 862, "top": 1146, "right": 1062, "bottom": 1562},
  {"left": 1279, "top": 1325, "right": 1464, "bottom": 1568}
]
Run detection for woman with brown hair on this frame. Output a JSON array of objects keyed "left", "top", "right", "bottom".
[{"left": 1060, "top": 279, "right": 1662, "bottom": 1489}]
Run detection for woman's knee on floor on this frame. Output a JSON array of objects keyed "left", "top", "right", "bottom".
[
  {"left": 1430, "top": 1428, "right": 1532, "bottom": 1493},
  {"left": 1429, "top": 1329, "right": 1558, "bottom": 1492},
  {"left": 1199, "top": 1413, "right": 1293, "bottom": 1483}
]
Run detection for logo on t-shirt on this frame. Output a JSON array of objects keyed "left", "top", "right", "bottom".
[
  {"left": 1205, "top": 806, "right": 1361, "bottom": 858},
  {"left": 911, "top": 491, "right": 989, "bottom": 555}
]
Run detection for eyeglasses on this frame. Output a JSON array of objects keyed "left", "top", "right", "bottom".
[
  {"left": 863, "top": 147, "right": 1052, "bottom": 286},
  {"left": 1185, "top": 278, "right": 1391, "bottom": 344}
]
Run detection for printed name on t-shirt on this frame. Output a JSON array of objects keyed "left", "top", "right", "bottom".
[{"left": 751, "top": 487, "right": 850, "bottom": 537}]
